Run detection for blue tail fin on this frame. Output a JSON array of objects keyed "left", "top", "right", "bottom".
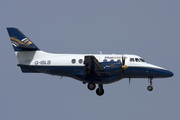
[{"left": 7, "top": 27, "right": 40, "bottom": 51}]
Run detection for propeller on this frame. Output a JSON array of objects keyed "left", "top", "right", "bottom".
[
  {"left": 122, "top": 55, "right": 128, "bottom": 70},
  {"left": 122, "top": 55, "right": 125, "bottom": 66},
  {"left": 122, "top": 56, "right": 131, "bottom": 85},
  {"left": 122, "top": 55, "right": 128, "bottom": 78},
  {"left": 122, "top": 55, "right": 130, "bottom": 85}
]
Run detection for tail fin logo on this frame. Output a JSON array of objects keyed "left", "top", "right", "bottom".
[
  {"left": 21, "top": 38, "right": 32, "bottom": 45},
  {"left": 10, "top": 37, "right": 32, "bottom": 47}
]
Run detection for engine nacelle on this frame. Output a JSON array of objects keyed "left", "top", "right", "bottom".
[{"left": 100, "top": 61, "right": 122, "bottom": 72}]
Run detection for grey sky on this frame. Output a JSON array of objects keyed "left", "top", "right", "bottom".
[{"left": 0, "top": 0, "right": 179, "bottom": 119}]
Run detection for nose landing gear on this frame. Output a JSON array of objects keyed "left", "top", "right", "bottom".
[
  {"left": 147, "top": 85, "right": 153, "bottom": 91},
  {"left": 147, "top": 78, "right": 153, "bottom": 91}
]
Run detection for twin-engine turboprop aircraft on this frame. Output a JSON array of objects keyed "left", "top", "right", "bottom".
[{"left": 7, "top": 27, "right": 174, "bottom": 96}]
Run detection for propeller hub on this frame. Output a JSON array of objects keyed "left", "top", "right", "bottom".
[{"left": 122, "top": 65, "right": 128, "bottom": 69}]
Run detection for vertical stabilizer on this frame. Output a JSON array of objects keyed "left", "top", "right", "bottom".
[
  {"left": 7, "top": 27, "right": 41, "bottom": 64},
  {"left": 7, "top": 27, "right": 40, "bottom": 51}
]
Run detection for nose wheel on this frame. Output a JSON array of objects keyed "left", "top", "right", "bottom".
[
  {"left": 147, "top": 78, "right": 153, "bottom": 91},
  {"left": 147, "top": 85, "right": 153, "bottom": 91}
]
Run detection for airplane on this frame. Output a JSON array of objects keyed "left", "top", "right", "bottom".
[{"left": 7, "top": 27, "right": 174, "bottom": 96}]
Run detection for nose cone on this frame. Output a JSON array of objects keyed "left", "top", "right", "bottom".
[
  {"left": 147, "top": 64, "right": 174, "bottom": 78},
  {"left": 165, "top": 70, "right": 174, "bottom": 77},
  {"left": 157, "top": 69, "right": 174, "bottom": 78},
  {"left": 148, "top": 68, "right": 174, "bottom": 78}
]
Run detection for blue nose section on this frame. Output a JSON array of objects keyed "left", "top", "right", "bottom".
[
  {"left": 165, "top": 70, "right": 174, "bottom": 77},
  {"left": 149, "top": 68, "right": 174, "bottom": 78},
  {"left": 159, "top": 69, "right": 174, "bottom": 78}
]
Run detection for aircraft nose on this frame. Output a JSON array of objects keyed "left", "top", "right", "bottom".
[
  {"left": 165, "top": 70, "right": 174, "bottom": 77},
  {"left": 160, "top": 69, "right": 174, "bottom": 78},
  {"left": 149, "top": 68, "right": 174, "bottom": 78}
]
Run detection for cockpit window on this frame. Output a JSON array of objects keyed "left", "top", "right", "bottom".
[
  {"left": 140, "top": 58, "right": 146, "bottom": 62},
  {"left": 130, "top": 58, "right": 134, "bottom": 62},
  {"left": 130, "top": 58, "right": 146, "bottom": 62},
  {"left": 135, "top": 58, "right": 140, "bottom": 62}
]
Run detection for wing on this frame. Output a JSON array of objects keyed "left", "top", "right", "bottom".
[
  {"left": 84, "top": 55, "right": 104, "bottom": 71},
  {"left": 83, "top": 55, "right": 104, "bottom": 78}
]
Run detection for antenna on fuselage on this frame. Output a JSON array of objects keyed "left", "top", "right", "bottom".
[{"left": 99, "top": 51, "right": 102, "bottom": 54}]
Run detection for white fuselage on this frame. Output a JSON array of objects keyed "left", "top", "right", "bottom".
[{"left": 15, "top": 51, "right": 165, "bottom": 70}]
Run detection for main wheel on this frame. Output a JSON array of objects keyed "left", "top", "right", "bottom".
[
  {"left": 147, "top": 85, "right": 153, "bottom": 91},
  {"left": 96, "top": 88, "right": 104, "bottom": 96},
  {"left": 87, "top": 83, "right": 96, "bottom": 90}
]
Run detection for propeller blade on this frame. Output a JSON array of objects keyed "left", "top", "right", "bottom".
[
  {"left": 122, "top": 55, "right": 128, "bottom": 70},
  {"left": 121, "top": 55, "right": 128, "bottom": 78},
  {"left": 122, "top": 55, "right": 124, "bottom": 65},
  {"left": 129, "top": 78, "right": 131, "bottom": 86}
]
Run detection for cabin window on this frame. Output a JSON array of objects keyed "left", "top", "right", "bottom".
[
  {"left": 110, "top": 59, "right": 114, "bottom": 62},
  {"left": 103, "top": 59, "right": 107, "bottom": 62},
  {"left": 130, "top": 58, "right": 134, "bottom": 62},
  {"left": 79, "top": 59, "right": 83, "bottom": 64},
  {"left": 135, "top": 58, "right": 140, "bottom": 62},
  {"left": 117, "top": 59, "right": 121, "bottom": 62},
  {"left": 71, "top": 59, "right": 76, "bottom": 64}
]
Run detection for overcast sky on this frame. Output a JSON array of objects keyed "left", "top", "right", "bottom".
[{"left": 0, "top": 0, "right": 179, "bottom": 119}]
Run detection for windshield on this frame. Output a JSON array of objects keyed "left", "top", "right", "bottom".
[
  {"left": 139, "top": 58, "right": 146, "bottom": 62},
  {"left": 135, "top": 58, "right": 140, "bottom": 62}
]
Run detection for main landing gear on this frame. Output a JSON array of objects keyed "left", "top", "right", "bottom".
[
  {"left": 87, "top": 83, "right": 96, "bottom": 90},
  {"left": 87, "top": 83, "right": 104, "bottom": 96},
  {"left": 147, "top": 78, "right": 153, "bottom": 91},
  {"left": 96, "top": 84, "right": 104, "bottom": 96}
]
